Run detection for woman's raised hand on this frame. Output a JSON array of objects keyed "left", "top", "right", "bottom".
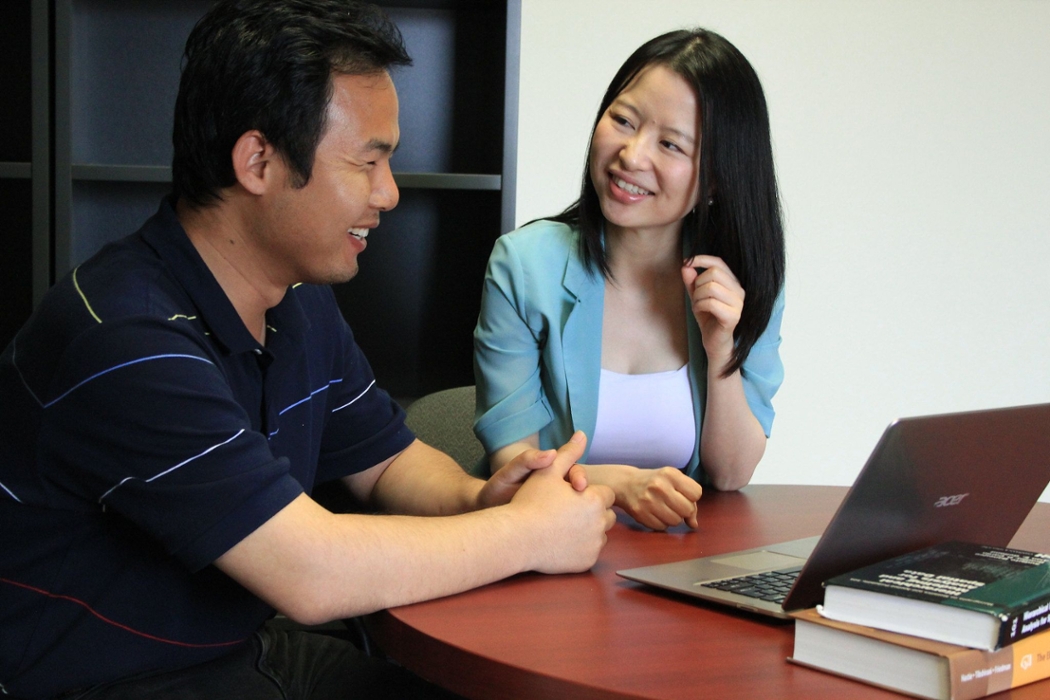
[{"left": 681, "top": 255, "right": 745, "bottom": 366}]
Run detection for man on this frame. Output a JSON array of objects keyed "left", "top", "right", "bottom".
[{"left": 0, "top": 1, "right": 615, "bottom": 697}]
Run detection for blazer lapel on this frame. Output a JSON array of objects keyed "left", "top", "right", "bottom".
[
  {"left": 684, "top": 304, "right": 707, "bottom": 477},
  {"left": 560, "top": 249, "right": 604, "bottom": 452}
]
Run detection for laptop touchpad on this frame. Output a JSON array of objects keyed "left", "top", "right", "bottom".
[{"left": 710, "top": 551, "right": 806, "bottom": 572}]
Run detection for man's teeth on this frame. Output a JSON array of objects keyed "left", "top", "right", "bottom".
[
  {"left": 349, "top": 228, "right": 368, "bottom": 240},
  {"left": 614, "top": 178, "right": 651, "bottom": 196}
]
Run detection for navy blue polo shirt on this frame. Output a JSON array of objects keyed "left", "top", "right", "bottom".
[{"left": 0, "top": 198, "right": 415, "bottom": 698}]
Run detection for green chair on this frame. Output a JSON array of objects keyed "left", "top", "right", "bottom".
[{"left": 404, "top": 385, "right": 488, "bottom": 478}]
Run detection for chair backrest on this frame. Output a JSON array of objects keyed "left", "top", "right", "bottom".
[{"left": 404, "top": 385, "right": 487, "bottom": 478}]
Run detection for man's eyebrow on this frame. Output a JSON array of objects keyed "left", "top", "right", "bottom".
[{"left": 364, "top": 138, "right": 399, "bottom": 155}]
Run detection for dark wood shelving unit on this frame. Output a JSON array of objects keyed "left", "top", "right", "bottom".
[{"left": 5, "top": 0, "right": 520, "bottom": 398}]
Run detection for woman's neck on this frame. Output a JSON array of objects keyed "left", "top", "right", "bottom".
[
  {"left": 604, "top": 222, "right": 683, "bottom": 283},
  {"left": 600, "top": 221, "right": 689, "bottom": 373}
]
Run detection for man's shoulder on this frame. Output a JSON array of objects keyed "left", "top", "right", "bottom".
[
  {"left": 10, "top": 237, "right": 206, "bottom": 389},
  {"left": 64, "top": 234, "right": 190, "bottom": 322}
]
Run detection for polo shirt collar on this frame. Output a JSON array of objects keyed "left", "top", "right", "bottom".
[{"left": 139, "top": 197, "right": 309, "bottom": 356}]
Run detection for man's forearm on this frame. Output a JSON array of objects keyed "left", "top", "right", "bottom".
[
  {"left": 216, "top": 434, "right": 614, "bottom": 624},
  {"left": 217, "top": 494, "right": 537, "bottom": 624},
  {"left": 368, "top": 440, "right": 484, "bottom": 516}
]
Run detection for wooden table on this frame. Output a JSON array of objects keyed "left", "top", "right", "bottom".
[{"left": 367, "top": 485, "right": 1050, "bottom": 699}]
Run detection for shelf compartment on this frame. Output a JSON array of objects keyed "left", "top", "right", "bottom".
[
  {"left": 0, "top": 163, "right": 33, "bottom": 180},
  {"left": 0, "top": 178, "right": 34, "bottom": 348}
]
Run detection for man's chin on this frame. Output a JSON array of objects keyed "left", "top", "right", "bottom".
[
  {"left": 303, "top": 265, "right": 359, "bottom": 287},
  {"left": 334, "top": 266, "right": 360, "bottom": 284}
]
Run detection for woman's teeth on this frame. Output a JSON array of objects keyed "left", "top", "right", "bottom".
[
  {"left": 349, "top": 228, "right": 368, "bottom": 241},
  {"left": 614, "top": 178, "right": 651, "bottom": 196}
]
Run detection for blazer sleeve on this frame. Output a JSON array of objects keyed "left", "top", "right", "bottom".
[
  {"left": 740, "top": 290, "right": 786, "bottom": 437},
  {"left": 472, "top": 234, "right": 554, "bottom": 454}
]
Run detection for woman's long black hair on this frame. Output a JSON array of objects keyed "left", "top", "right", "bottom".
[{"left": 549, "top": 29, "right": 785, "bottom": 377}]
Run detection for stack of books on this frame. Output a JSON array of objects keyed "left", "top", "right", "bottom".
[{"left": 789, "top": 541, "right": 1050, "bottom": 699}]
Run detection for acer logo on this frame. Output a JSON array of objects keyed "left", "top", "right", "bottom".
[{"left": 934, "top": 493, "right": 969, "bottom": 508}]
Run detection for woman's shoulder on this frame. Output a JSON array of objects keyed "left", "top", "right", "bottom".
[
  {"left": 485, "top": 220, "right": 590, "bottom": 302},
  {"left": 496, "top": 219, "right": 578, "bottom": 260}
]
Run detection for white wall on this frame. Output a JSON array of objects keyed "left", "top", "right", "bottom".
[{"left": 516, "top": 0, "right": 1050, "bottom": 500}]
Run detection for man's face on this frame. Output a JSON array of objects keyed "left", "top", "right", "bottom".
[{"left": 259, "top": 71, "right": 400, "bottom": 286}]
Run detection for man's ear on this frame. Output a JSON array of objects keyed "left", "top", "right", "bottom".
[{"left": 231, "top": 130, "right": 279, "bottom": 196}]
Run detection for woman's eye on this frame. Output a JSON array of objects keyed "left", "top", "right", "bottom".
[
  {"left": 662, "top": 140, "right": 681, "bottom": 152},
  {"left": 611, "top": 115, "right": 632, "bottom": 127}
]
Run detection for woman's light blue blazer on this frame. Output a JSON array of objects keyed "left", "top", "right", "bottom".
[{"left": 472, "top": 220, "right": 784, "bottom": 483}]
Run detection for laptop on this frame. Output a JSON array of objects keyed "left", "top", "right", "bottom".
[{"left": 617, "top": 403, "right": 1050, "bottom": 619}]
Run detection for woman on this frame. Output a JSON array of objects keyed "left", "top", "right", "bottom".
[{"left": 473, "top": 28, "right": 785, "bottom": 530}]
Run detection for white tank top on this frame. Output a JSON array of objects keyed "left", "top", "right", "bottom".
[{"left": 586, "top": 365, "right": 696, "bottom": 470}]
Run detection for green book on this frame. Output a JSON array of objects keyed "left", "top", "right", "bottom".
[{"left": 819, "top": 541, "right": 1050, "bottom": 650}]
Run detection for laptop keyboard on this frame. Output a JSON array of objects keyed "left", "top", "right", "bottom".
[{"left": 705, "top": 568, "right": 801, "bottom": 603}]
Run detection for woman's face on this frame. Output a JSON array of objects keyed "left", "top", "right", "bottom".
[{"left": 588, "top": 64, "right": 701, "bottom": 238}]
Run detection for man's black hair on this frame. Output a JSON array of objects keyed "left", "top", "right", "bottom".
[{"left": 172, "top": 0, "right": 411, "bottom": 207}]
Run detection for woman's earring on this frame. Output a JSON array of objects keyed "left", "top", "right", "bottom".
[{"left": 707, "top": 197, "right": 715, "bottom": 207}]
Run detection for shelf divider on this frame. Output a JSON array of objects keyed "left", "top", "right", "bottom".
[{"left": 70, "top": 165, "right": 501, "bottom": 191}]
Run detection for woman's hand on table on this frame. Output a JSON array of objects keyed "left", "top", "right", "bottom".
[{"left": 586, "top": 464, "right": 702, "bottom": 531}]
